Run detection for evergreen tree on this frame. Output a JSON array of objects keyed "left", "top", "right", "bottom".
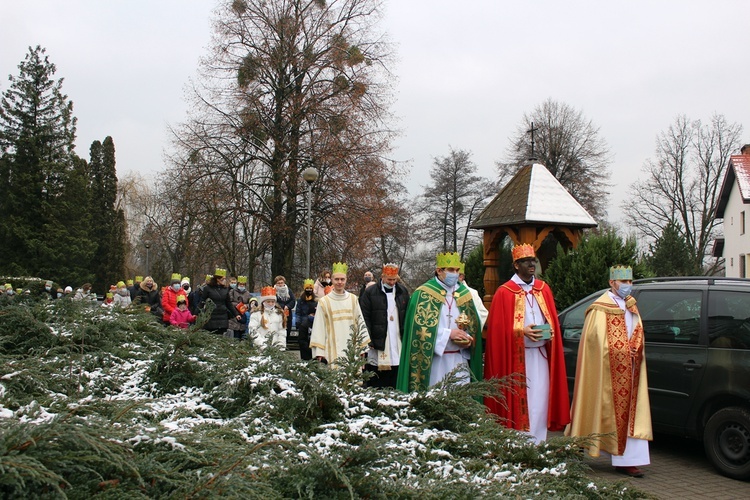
[
  {"left": 647, "top": 222, "right": 699, "bottom": 276},
  {"left": 0, "top": 46, "right": 80, "bottom": 281},
  {"left": 542, "top": 230, "right": 647, "bottom": 310},
  {"left": 89, "top": 136, "right": 124, "bottom": 290}
]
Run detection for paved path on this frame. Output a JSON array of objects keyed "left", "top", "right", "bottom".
[{"left": 581, "top": 433, "right": 749, "bottom": 499}]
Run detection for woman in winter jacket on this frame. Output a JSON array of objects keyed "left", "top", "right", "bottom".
[
  {"left": 162, "top": 273, "right": 188, "bottom": 325},
  {"left": 247, "top": 286, "right": 286, "bottom": 348},
  {"left": 200, "top": 268, "right": 233, "bottom": 334},
  {"left": 134, "top": 276, "right": 162, "bottom": 317}
]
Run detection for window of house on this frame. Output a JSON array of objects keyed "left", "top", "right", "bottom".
[
  {"left": 742, "top": 211, "right": 746, "bottom": 235},
  {"left": 740, "top": 255, "right": 746, "bottom": 278}
]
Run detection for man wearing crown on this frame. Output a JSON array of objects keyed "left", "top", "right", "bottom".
[
  {"left": 359, "top": 263, "right": 410, "bottom": 388},
  {"left": 396, "top": 252, "right": 483, "bottom": 392},
  {"left": 310, "top": 262, "right": 370, "bottom": 366},
  {"left": 484, "top": 243, "right": 570, "bottom": 444},
  {"left": 565, "top": 265, "right": 652, "bottom": 478}
]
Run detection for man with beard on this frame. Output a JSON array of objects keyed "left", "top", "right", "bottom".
[{"left": 484, "top": 244, "right": 569, "bottom": 444}]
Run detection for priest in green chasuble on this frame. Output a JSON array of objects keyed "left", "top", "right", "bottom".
[{"left": 396, "top": 252, "right": 483, "bottom": 392}]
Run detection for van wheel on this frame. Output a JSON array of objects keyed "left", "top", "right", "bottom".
[{"left": 703, "top": 407, "right": 750, "bottom": 480}]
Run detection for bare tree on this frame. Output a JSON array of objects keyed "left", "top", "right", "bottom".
[
  {"left": 418, "top": 148, "right": 497, "bottom": 260},
  {"left": 168, "top": 0, "right": 398, "bottom": 281},
  {"left": 626, "top": 114, "right": 743, "bottom": 272},
  {"left": 500, "top": 98, "right": 611, "bottom": 220}
]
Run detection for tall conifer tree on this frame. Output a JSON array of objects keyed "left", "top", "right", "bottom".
[{"left": 0, "top": 46, "right": 83, "bottom": 282}]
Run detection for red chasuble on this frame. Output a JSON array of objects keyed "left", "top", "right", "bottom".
[{"left": 484, "top": 279, "right": 570, "bottom": 432}]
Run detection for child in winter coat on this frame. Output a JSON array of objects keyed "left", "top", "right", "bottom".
[
  {"left": 170, "top": 296, "right": 196, "bottom": 329},
  {"left": 246, "top": 286, "right": 286, "bottom": 348}
]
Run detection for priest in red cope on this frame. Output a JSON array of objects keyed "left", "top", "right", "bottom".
[{"left": 484, "top": 244, "right": 569, "bottom": 444}]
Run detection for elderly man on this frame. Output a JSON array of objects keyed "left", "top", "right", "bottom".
[
  {"left": 396, "top": 252, "right": 483, "bottom": 392},
  {"left": 359, "top": 263, "right": 410, "bottom": 388},
  {"left": 484, "top": 244, "right": 569, "bottom": 444},
  {"left": 566, "top": 265, "right": 652, "bottom": 478},
  {"left": 310, "top": 262, "right": 370, "bottom": 367}
]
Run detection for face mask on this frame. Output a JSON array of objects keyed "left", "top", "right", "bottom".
[
  {"left": 45, "top": 286, "right": 51, "bottom": 291},
  {"left": 230, "top": 283, "right": 237, "bottom": 289},
  {"left": 383, "top": 283, "right": 393, "bottom": 290},
  {"left": 120, "top": 287, "right": 128, "bottom": 294},
  {"left": 616, "top": 283, "right": 632, "bottom": 299},
  {"left": 238, "top": 286, "right": 246, "bottom": 292},
  {"left": 172, "top": 283, "right": 181, "bottom": 291},
  {"left": 183, "top": 284, "right": 190, "bottom": 291},
  {"left": 364, "top": 276, "right": 372, "bottom": 283},
  {"left": 146, "top": 283, "right": 153, "bottom": 289},
  {"left": 57, "top": 292, "right": 62, "bottom": 298},
  {"left": 305, "top": 290, "right": 313, "bottom": 296},
  {"left": 443, "top": 272, "right": 459, "bottom": 288}
]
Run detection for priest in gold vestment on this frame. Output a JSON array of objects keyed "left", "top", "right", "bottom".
[{"left": 565, "top": 266, "right": 652, "bottom": 478}]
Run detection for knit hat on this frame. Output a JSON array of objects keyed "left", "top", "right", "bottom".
[
  {"left": 64, "top": 286, "right": 73, "bottom": 293},
  {"left": 181, "top": 276, "right": 190, "bottom": 285}
]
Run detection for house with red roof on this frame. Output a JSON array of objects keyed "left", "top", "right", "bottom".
[{"left": 714, "top": 145, "right": 750, "bottom": 277}]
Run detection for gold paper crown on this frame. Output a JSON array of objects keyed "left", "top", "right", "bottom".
[
  {"left": 171, "top": 273, "right": 182, "bottom": 283},
  {"left": 382, "top": 263, "right": 399, "bottom": 278},
  {"left": 332, "top": 262, "right": 348, "bottom": 275},
  {"left": 106, "top": 292, "right": 113, "bottom": 299},
  {"left": 304, "top": 278, "right": 314, "bottom": 287},
  {"left": 126, "top": 279, "right": 134, "bottom": 285},
  {"left": 512, "top": 244, "right": 536, "bottom": 262},
  {"left": 135, "top": 276, "right": 143, "bottom": 282},
  {"left": 610, "top": 265, "right": 633, "bottom": 280},
  {"left": 117, "top": 281, "right": 126, "bottom": 288},
  {"left": 205, "top": 274, "right": 213, "bottom": 282},
  {"left": 436, "top": 252, "right": 461, "bottom": 269},
  {"left": 214, "top": 268, "right": 227, "bottom": 278},
  {"left": 458, "top": 262, "right": 465, "bottom": 274},
  {"left": 237, "top": 275, "right": 247, "bottom": 283},
  {"left": 260, "top": 286, "right": 276, "bottom": 299}
]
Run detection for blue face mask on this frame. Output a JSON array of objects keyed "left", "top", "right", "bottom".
[
  {"left": 238, "top": 286, "right": 246, "bottom": 292},
  {"left": 172, "top": 283, "right": 181, "bottom": 292},
  {"left": 616, "top": 283, "right": 632, "bottom": 299},
  {"left": 230, "top": 283, "right": 237, "bottom": 289},
  {"left": 443, "top": 272, "right": 459, "bottom": 288}
]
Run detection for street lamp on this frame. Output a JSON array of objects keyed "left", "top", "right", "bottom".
[
  {"left": 302, "top": 166, "right": 319, "bottom": 279},
  {"left": 144, "top": 240, "right": 151, "bottom": 276}
]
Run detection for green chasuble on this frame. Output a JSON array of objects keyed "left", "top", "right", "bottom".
[{"left": 396, "top": 277, "right": 483, "bottom": 392}]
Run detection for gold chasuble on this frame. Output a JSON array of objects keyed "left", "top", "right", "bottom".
[
  {"left": 396, "top": 278, "right": 483, "bottom": 392},
  {"left": 566, "top": 291, "right": 652, "bottom": 456}
]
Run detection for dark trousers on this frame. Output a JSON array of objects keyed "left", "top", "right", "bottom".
[
  {"left": 363, "top": 364, "right": 399, "bottom": 388},
  {"left": 297, "top": 318, "right": 313, "bottom": 360}
]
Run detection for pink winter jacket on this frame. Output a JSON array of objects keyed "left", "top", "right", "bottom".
[{"left": 170, "top": 308, "right": 196, "bottom": 329}]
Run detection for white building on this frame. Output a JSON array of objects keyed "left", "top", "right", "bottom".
[{"left": 714, "top": 146, "right": 750, "bottom": 277}]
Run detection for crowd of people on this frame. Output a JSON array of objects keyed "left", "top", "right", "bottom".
[{"left": 2, "top": 247, "right": 651, "bottom": 477}]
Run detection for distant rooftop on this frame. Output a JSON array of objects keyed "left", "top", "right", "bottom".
[
  {"left": 715, "top": 153, "right": 750, "bottom": 218},
  {"left": 472, "top": 162, "right": 597, "bottom": 229}
]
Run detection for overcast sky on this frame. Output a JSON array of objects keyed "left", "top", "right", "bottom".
[{"left": 2, "top": 0, "right": 749, "bottom": 227}]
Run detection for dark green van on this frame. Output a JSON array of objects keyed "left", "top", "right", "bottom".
[{"left": 560, "top": 277, "right": 750, "bottom": 481}]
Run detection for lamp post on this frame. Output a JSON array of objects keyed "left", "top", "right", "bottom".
[
  {"left": 144, "top": 240, "right": 151, "bottom": 276},
  {"left": 302, "top": 167, "right": 319, "bottom": 279}
]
